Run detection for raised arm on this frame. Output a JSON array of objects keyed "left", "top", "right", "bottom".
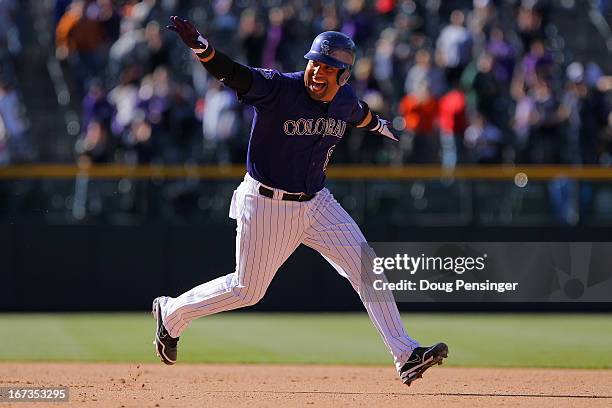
[{"left": 167, "top": 16, "right": 252, "bottom": 95}]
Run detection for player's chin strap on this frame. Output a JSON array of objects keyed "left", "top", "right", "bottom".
[{"left": 337, "top": 67, "right": 352, "bottom": 86}]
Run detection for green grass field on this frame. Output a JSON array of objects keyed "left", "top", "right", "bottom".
[{"left": 1, "top": 313, "right": 610, "bottom": 368}]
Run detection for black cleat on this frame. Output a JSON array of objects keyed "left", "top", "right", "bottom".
[
  {"left": 152, "top": 297, "right": 179, "bottom": 365},
  {"left": 399, "top": 342, "right": 448, "bottom": 386}
]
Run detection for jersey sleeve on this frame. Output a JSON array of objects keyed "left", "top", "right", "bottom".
[
  {"left": 238, "top": 67, "right": 284, "bottom": 110},
  {"left": 347, "top": 98, "right": 370, "bottom": 126}
]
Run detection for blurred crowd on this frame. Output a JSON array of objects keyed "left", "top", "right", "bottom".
[
  {"left": 4, "top": 0, "right": 612, "bottom": 168},
  {"left": 0, "top": 0, "right": 32, "bottom": 164}
]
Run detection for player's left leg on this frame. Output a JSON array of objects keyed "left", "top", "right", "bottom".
[
  {"left": 159, "top": 179, "right": 304, "bottom": 338},
  {"left": 301, "top": 188, "right": 420, "bottom": 373},
  {"left": 152, "top": 176, "right": 304, "bottom": 365}
]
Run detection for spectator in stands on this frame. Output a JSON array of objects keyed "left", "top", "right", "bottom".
[
  {"left": 560, "top": 62, "right": 611, "bottom": 164},
  {"left": 107, "top": 16, "right": 153, "bottom": 83},
  {"left": 513, "top": 37, "right": 553, "bottom": 94},
  {"left": 582, "top": 63, "right": 611, "bottom": 164},
  {"left": 276, "top": 3, "right": 303, "bottom": 71},
  {"left": 261, "top": 7, "right": 285, "bottom": 69},
  {"left": 82, "top": 78, "right": 114, "bottom": 132},
  {"left": 467, "top": 0, "right": 499, "bottom": 54},
  {"left": 56, "top": 0, "right": 109, "bottom": 98},
  {"left": 560, "top": 62, "right": 589, "bottom": 164},
  {"left": 202, "top": 80, "right": 240, "bottom": 164},
  {"left": 438, "top": 81, "right": 468, "bottom": 168},
  {"left": 166, "top": 81, "right": 198, "bottom": 164},
  {"left": 375, "top": 0, "right": 395, "bottom": 18},
  {"left": 390, "top": 8, "right": 423, "bottom": 97},
  {"left": 404, "top": 48, "right": 446, "bottom": 98},
  {"left": 138, "top": 21, "right": 170, "bottom": 74},
  {"left": 461, "top": 52, "right": 505, "bottom": 128},
  {"left": 0, "top": 0, "right": 20, "bottom": 56},
  {"left": 211, "top": 0, "right": 239, "bottom": 53},
  {"left": 97, "top": 0, "right": 121, "bottom": 43},
  {"left": 314, "top": 2, "right": 341, "bottom": 32},
  {"left": 108, "top": 65, "right": 140, "bottom": 137},
  {"left": 515, "top": 0, "right": 546, "bottom": 51},
  {"left": 238, "top": 8, "right": 266, "bottom": 67},
  {"left": 464, "top": 112, "right": 504, "bottom": 163},
  {"left": 352, "top": 57, "right": 382, "bottom": 99},
  {"left": 40, "top": 0, "right": 612, "bottom": 168},
  {"left": 0, "top": 79, "right": 32, "bottom": 162},
  {"left": 130, "top": 68, "right": 172, "bottom": 162},
  {"left": 121, "top": 0, "right": 160, "bottom": 29},
  {"left": 512, "top": 88, "right": 535, "bottom": 162},
  {"left": 340, "top": 0, "right": 375, "bottom": 48},
  {"left": 436, "top": 10, "right": 473, "bottom": 84},
  {"left": 338, "top": 56, "right": 385, "bottom": 164},
  {"left": 138, "top": 67, "right": 172, "bottom": 129},
  {"left": 486, "top": 27, "right": 516, "bottom": 86},
  {"left": 354, "top": 53, "right": 390, "bottom": 163},
  {"left": 123, "top": 110, "right": 154, "bottom": 164},
  {"left": 76, "top": 120, "right": 112, "bottom": 163},
  {"left": 510, "top": 38, "right": 555, "bottom": 162},
  {"left": 399, "top": 80, "right": 438, "bottom": 163},
  {"left": 529, "top": 75, "right": 562, "bottom": 163},
  {"left": 372, "top": 28, "right": 397, "bottom": 100}
]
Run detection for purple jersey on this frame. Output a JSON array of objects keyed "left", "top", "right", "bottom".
[{"left": 239, "top": 68, "right": 368, "bottom": 194}]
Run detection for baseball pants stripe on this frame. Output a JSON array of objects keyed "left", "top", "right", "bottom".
[
  {"left": 160, "top": 174, "right": 418, "bottom": 370},
  {"left": 162, "top": 178, "right": 304, "bottom": 336}
]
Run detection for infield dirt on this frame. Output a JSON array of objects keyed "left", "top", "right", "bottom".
[{"left": 0, "top": 363, "right": 610, "bottom": 407}]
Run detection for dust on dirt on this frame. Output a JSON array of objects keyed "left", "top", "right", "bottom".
[{"left": 0, "top": 363, "right": 610, "bottom": 407}]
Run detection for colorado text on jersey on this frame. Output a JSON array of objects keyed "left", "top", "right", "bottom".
[{"left": 283, "top": 118, "right": 347, "bottom": 138}]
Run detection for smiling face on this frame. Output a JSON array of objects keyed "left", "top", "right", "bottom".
[
  {"left": 304, "top": 60, "right": 342, "bottom": 101},
  {"left": 303, "top": 49, "right": 354, "bottom": 102}
]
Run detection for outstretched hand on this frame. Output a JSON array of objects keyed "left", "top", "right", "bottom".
[
  {"left": 372, "top": 116, "right": 399, "bottom": 142},
  {"left": 167, "top": 16, "right": 209, "bottom": 52}
]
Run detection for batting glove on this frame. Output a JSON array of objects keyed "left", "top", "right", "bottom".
[
  {"left": 167, "top": 16, "right": 212, "bottom": 58},
  {"left": 371, "top": 115, "right": 399, "bottom": 142}
]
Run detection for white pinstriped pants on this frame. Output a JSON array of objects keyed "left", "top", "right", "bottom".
[{"left": 159, "top": 173, "right": 419, "bottom": 371}]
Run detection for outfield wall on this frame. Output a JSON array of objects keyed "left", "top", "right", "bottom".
[
  {"left": 1, "top": 223, "right": 610, "bottom": 312},
  {"left": 2, "top": 164, "right": 611, "bottom": 311}
]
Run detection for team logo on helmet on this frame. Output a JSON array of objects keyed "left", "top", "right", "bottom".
[{"left": 320, "top": 40, "right": 330, "bottom": 55}]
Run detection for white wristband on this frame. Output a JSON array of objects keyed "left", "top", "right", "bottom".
[{"left": 191, "top": 35, "right": 209, "bottom": 54}]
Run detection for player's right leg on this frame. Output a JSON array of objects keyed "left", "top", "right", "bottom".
[
  {"left": 301, "top": 188, "right": 448, "bottom": 384},
  {"left": 152, "top": 175, "right": 303, "bottom": 363}
]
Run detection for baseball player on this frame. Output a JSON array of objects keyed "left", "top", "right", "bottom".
[{"left": 152, "top": 16, "right": 448, "bottom": 386}]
